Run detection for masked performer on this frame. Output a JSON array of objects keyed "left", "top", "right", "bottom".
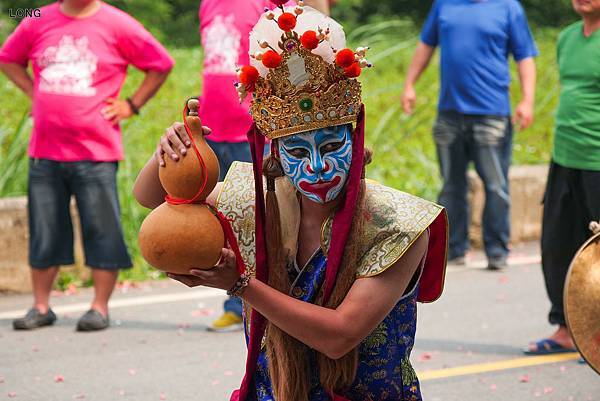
[{"left": 134, "top": 3, "right": 448, "bottom": 400}]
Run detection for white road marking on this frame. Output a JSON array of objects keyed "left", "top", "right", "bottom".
[{"left": 0, "top": 287, "right": 225, "bottom": 320}]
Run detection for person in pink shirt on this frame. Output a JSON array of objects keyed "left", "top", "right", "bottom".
[
  {"left": 0, "top": 0, "right": 174, "bottom": 331},
  {"left": 192, "top": 0, "right": 332, "bottom": 332}
]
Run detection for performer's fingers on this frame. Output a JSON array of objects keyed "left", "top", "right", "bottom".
[
  {"left": 155, "top": 143, "right": 166, "bottom": 167},
  {"left": 167, "top": 273, "right": 202, "bottom": 287},
  {"left": 166, "top": 125, "right": 187, "bottom": 155},
  {"left": 221, "top": 248, "right": 235, "bottom": 261},
  {"left": 189, "top": 269, "right": 216, "bottom": 280},
  {"left": 161, "top": 128, "right": 179, "bottom": 161},
  {"left": 173, "top": 122, "right": 192, "bottom": 146}
]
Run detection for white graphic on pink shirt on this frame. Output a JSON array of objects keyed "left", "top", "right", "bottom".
[
  {"left": 203, "top": 14, "right": 241, "bottom": 75},
  {"left": 38, "top": 35, "right": 98, "bottom": 96}
]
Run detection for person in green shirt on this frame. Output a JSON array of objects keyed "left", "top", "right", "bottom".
[{"left": 525, "top": 0, "right": 600, "bottom": 355}]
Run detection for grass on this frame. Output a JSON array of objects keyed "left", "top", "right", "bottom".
[{"left": 0, "top": 22, "right": 559, "bottom": 284}]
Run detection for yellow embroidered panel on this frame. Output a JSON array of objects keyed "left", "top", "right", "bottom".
[{"left": 215, "top": 162, "right": 258, "bottom": 277}]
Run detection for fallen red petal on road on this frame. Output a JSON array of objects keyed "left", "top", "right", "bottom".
[
  {"left": 54, "top": 375, "right": 64, "bottom": 383},
  {"left": 191, "top": 309, "right": 215, "bottom": 317},
  {"left": 519, "top": 374, "right": 530, "bottom": 383}
]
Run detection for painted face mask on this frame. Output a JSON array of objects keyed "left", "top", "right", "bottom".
[{"left": 278, "top": 124, "right": 353, "bottom": 203}]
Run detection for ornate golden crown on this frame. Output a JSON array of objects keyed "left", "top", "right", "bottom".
[{"left": 236, "top": 3, "right": 371, "bottom": 139}]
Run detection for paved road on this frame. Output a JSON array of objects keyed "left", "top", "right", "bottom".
[{"left": 1, "top": 243, "right": 599, "bottom": 401}]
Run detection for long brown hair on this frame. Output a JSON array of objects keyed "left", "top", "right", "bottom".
[{"left": 262, "top": 146, "right": 372, "bottom": 401}]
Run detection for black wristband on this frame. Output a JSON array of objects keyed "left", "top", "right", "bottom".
[{"left": 126, "top": 97, "right": 140, "bottom": 115}]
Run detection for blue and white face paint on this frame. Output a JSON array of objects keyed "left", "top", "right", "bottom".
[{"left": 278, "top": 125, "right": 353, "bottom": 203}]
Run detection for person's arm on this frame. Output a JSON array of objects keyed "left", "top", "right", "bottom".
[
  {"left": 101, "top": 69, "right": 171, "bottom": 125},
  {"left": 133, "top": 122, "right": 217, "bottom": 209},
  {"left": 0, "top": 62, "right": 34, "bottom": 98},
  {"left": 171, "top": 231, "right": 429, "bottom": 360},
  {"left": 401, "top": 42, "right": 436, "bottom": 114},
  {"left": 513, "top": 57, "right": 536, "bottom": 131},
  {"left": 303, "top": 0, "right": 330, "bottom": 15}
]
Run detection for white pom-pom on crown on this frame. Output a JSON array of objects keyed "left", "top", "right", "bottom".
[{"left": 249, "top": 6, "right": 346, "bottom": 77}]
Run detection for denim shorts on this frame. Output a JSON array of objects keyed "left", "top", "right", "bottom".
[{"left": 28, "top": 159, "right": 132, "bottom": 270}]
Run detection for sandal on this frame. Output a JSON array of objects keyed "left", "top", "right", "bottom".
[{"left": 523, "top": 338, "right": 577, "bottom": 355}]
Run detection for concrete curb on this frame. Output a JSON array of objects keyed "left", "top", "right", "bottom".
[{"left": 0, "top": 197, "right": 87, "bottom": 293}]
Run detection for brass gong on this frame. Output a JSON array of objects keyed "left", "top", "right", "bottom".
[{"left": 564, "top": 222, "right": 600, "bottom": 375}]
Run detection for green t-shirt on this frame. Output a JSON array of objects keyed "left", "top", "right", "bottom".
[{"left": 553, "top": 21, "right": 600, "bottom": 171}]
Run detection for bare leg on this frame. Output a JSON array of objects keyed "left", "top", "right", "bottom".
[
  {"left": 90, "top": 269, "right": 118, "bottom": 317},
  {"left": 529, "top": 325, "right": 575, "bottom": 352},
  {"left": 31, "top": 267, "right": 60, "bottom": 313},
  {"left": 546, "top": 325, "right": 575, "bottom": 348}
]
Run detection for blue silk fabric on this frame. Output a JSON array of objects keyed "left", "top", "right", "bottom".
[{"left": 247, "top": 249, "right": 422, "bottom": 401}]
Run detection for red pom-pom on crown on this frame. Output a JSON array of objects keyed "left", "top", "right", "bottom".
[
  {"left": 301, "top": 31, "right": 319, "bottom": 50},
  {"left": 270, "top": 0, "right": 288, "bottom": 6},
  {"left": 239, "top": 66, "right": 260, "bottom": 90},
  {"left": 335, "top": 48, "right": 356, "bottom": 69},
  {"left": 262, "top": 50, "right": 282, "bottom": 68},
  {"left": 344, "top": 62, "right": 362, "bottom": 78},
  {"left": 277, "top": 12, "right": 297, "bottom": 31}
]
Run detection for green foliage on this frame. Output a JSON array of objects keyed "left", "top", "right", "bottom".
[{"left": 332, "top": 0, "right": 578, "bottom": 28}]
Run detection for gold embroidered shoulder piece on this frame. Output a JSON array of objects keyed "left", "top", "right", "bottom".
[
  {"left": 321, "top": 180, "right": 444, "bottom": 278},
  {"left": 356, "top": 180, "right": 443, "bottom": 277}
]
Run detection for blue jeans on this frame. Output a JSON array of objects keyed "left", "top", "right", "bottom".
[
  {"left": 206, "top": 139, "right": 253, "bottom": 181},
  {"left": 433, "top": 111, "right": 512, "bottom": 260},
  {"left": 28, "top": 159, "right": 132, "bottom": 270}
]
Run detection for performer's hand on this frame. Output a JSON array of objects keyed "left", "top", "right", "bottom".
[
  {"left": 101, "top": 97, "right": 133, "bottom": 124},
  {"left": 155, "top": 122, "right": 212, "bottom": 167},
  {"left": 167, "top": 248, "right": 239, "bottom": 291},
  {"left": 401, "top": 86, "right": 417, "bottom": 115}
]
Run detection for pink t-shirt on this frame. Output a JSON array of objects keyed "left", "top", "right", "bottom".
[
  {"left": 199, "top": 0, "right": 293, "bottom": 143},
  {"left": 0, "top": 2, "right": 174, "bottom": 161}
]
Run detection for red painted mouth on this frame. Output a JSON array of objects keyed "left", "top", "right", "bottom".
[{"left": 299, "top": 176, "right": 342, "bottom": 202}]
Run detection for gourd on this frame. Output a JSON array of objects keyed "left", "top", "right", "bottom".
[{"left": 138, "top": 99, "right": 224, "bottom": 274}]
